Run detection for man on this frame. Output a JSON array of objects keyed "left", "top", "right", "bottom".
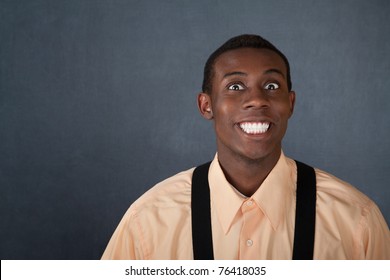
[{"left": 102, "top": 34, "right": 390, "bottom": 259}]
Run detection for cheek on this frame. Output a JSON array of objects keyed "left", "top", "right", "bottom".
[
  {"left": 213, "top": 100, "right": 237, "bottom": 126},
  {"left": 274, "top": 98, "right": 294, "bottom": 119},
  {"left": 212, "top": 100, "right": 238, "bottom": 136}
]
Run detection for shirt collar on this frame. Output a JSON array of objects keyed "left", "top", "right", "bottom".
[{"left": 209, "top": 151, "right": 295, "bottom": 234}]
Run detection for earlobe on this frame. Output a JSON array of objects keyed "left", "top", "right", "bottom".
[{"left": 197, "top": 93, "right": 213, "bottom": 120}]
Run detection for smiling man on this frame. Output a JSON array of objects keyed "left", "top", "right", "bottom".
[
  {"left": 198, "top": 47, "right": 295, "bottom": 198},
  {"left": 102, "top": 34, "right": 390, "bottom": 260}
]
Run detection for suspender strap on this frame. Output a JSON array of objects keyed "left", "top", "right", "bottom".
[
  {"left": 292, "top": 160, "right": 317, "bottom": 260},
  {"left": 191, "top": 161, "right": 214, "bottom": 260},
  {"left": 191, "top": 160, "right": 316, "bottom": 260}
]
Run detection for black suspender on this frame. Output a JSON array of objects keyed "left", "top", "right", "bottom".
[
  {"left": 191, "top": 160, "right": 316, "bottom": 260},
  {"left": 292, "top": 161, "right": 317, "bottom": 260},
  {"left": 191, "top": 162, "right": 214, "bottom": 260}
]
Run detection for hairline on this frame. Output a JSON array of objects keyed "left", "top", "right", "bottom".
[{"left": 216, "top": 48, "right": 288, "bottom": 84}]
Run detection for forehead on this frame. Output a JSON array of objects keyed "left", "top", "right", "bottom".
[{"left": 213, "top": 47, "right": 287, "bottom": 76}]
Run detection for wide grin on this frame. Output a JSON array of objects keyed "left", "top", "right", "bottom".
[{"left": 239, "top": 122, "right": 270, "bottom": 135}]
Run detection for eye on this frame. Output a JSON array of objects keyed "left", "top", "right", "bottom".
[
  {"left": 264, "top": 83, "right": 280, "bottom": 90},
  {"left": 228, "top": 83, "right": 245, "bottom": 91}
]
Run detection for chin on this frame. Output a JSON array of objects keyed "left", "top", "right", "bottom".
[
  {"left": 239, "top": 145, "right": 281, "bottom": 163},
  {"left": 237, "top": 150, "right": 270, "bottom": 163}
]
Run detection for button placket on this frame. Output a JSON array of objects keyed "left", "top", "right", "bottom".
[{"left": 239, "top": 199, "right": 259, "bottom": 258}]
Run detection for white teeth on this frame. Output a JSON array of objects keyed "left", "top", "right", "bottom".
[{"left": 239, "top": 122, "right": 270, "bottom": 134}]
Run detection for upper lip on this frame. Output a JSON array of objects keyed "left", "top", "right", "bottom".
[{"left": 236, "top": 116, "right": 274, "bottom": 125}]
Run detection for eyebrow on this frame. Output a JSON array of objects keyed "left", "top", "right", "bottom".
[
  {"left": 264, "top": 68, "right": 286, "bottom": 78},
  {"left": 222, "top": 71, "right": 247, "bottom": 79},
  {"left": 222, "top": 69, "right": 285, "bottom": 80}
]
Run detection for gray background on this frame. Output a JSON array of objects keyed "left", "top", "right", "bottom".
[{"left": 1, "top": 0, "right": 389, "bottom": 259}]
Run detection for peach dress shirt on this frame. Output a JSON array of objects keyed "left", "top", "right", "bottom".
[{"left": 102, "top": 152, "right": 390, "bottom": 259}]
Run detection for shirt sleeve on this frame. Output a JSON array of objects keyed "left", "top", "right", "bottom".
[
  {"left": 101, "top": 207, "right": 145, "bottom": 260},
  {"left": 360, "top": 203, "right": 390, "bottom": 259}
]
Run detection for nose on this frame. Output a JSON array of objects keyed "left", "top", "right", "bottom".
[{"left": 242, "top": 87, "right": 270, "bottom": 110}]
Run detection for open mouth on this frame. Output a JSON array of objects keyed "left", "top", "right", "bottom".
[{"left": 238, "top": 122, "right": 270, "bottom": 135}]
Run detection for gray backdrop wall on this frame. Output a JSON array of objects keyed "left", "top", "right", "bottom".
[{"left": 1, "top": 0, "right": 389, "bottom": 259}]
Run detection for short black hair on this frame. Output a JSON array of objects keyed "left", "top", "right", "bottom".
[{"left": 202, "top": 34, "right": 292, "bottom": 93}]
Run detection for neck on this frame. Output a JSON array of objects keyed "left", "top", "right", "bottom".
[{"left": 217, "top": 150, "right": 281, "bottom": 197}]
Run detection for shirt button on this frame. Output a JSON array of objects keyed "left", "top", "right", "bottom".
[
  {"left": 246, "top": 239, "right": 253, "bottom": 247},
  {"left": 246, "top": 200, "right": 253, "bottom": 207}
]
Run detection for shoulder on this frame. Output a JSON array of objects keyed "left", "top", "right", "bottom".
[
  {"left": 314, "top": 167, "right": 373, "bottom": 211},
  {"left": 102, "top": 168, "right": 196, "bottom": 259},
  {"left": 129, "top": 167, "right": 195, "bottom": 216},
  {"left": 112, "top": 167, "right": 195, "bottom": 245},
  {"left": 311, "top": 165, "right": 387, "bottom": 240},
  {"left": 285, "top": 155, "right": 376, "bottom": 217},
  {"left": 311, "top": 166, "right": 390, "bottom": 259}
]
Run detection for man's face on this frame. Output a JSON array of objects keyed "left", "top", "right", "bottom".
[{"left": 199, "top": 47, "right": 295, "bottom": 163}]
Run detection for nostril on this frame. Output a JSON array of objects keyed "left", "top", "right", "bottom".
[
  {"left": 242, "top": 90, "right": 270, "bottom": 109},
  {"left": 243, "top": 97, "right": 270, "bottom": 110}
]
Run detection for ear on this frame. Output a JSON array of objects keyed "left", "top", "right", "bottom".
[
  {"left": 197, "top": 92, "right": 213, "bottom": 120},
  {"left": 288, "top": 90, "right": 296, "bottom": 118}
]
